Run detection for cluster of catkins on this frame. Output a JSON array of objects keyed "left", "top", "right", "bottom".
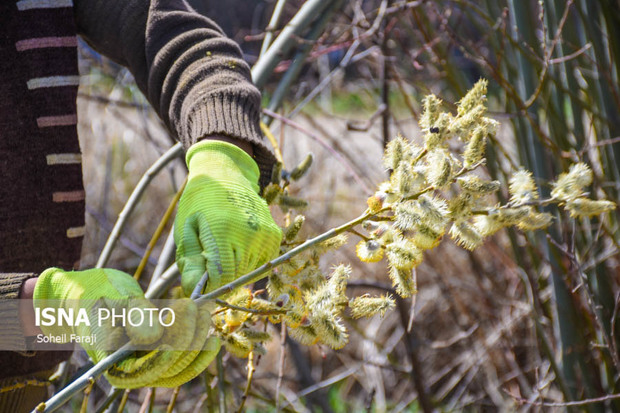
[
  {"left": 356, "top": 79, "right": 616, "bottom": 296},
  {"left": 260, "top": 220, "right": 393, "bottom": 350},
  {"left": 212, "top": 152, "right": 394, "bottom": 354},
  {"left": 213, "top": 79, "right": 616, "bottom": 357}
]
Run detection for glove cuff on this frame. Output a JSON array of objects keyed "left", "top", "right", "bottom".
[
  {"left": 186, "top": 140, "right": 260, "bottom": 193},
  {"left": 32, "top": 267, "right": 65, "bottom": 303}
]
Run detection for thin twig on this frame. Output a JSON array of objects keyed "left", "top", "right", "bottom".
[
  {"left": 150, "top": 231, "right": 177, "bottom": 286},
  {"left": 275, "top": 322, "right": 287, "bottom": 413},
  {"left": 236, "top": 351, "right": 255, "bottom": 413},
  {"left": 144, "top": 263, "right": 179, "bottom": 299},
  {"left": 217, "top": 351, "right": 227, "bottom": 413},
  {"left": 79, "top": 378, "right": 95, "bottom": 413},
  {"left": 281, "top": 366, "right": 360, "bottom": 409},
  {"left": 133, "top": 178, "right": 186, "bottom": 281},
  {"left": 288, "top": 0, "right": 390, "bottom": 118},
  {"left": 252, "top": 0, "right": 338, "bottom": 88},
  {"left": 406, "top": 268, "right": 417, "bottom": 333},
  {"left": 264, "top": 0, "right": 343, "bottom": 125},
  {"left": 507, "top": 390, "right": 620, "bottom": 407},
  {"left": 260, "top": 121, "right": 284, "bottom": 164},
  {"left": 213, "top": 299, "right": 286, "bottom": 316},
  {"left": 523, "top": 0, "right": 575, "bottom": 108},
  {"left": 347, "top": 228, "right": 371, "bottom": 242},
  {"left": 259, "top": 0, "right": 288, "bottom": 58},
  {"left": 96, "top": 143, "right": 184, "bottom": 268},
  {"left": 263, "top": 108, "right": 373, "bottom": 194},
  {"left": 166, "top": 387, "right": 180, "bottom": 413},
  {"left": 116, "top": 388, "right": 131, "bottom": 413},
  {"left": 138, "top": 388, "right": 155, "bottom": 413}
]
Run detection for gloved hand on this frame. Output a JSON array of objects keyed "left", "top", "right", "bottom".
[
  {"left": 175, "top": 140, "right": 282, "bottom": 296},
  {"left": 33, "top": 268, "right": 220, "bottom": 388}
]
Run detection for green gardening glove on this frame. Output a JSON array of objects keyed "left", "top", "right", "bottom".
[
  {"left": 175, "top": 140, "right": 282, "bottom": 296},
  {"left": 33, "top": 268, "right": 221, "bottom": 388}
]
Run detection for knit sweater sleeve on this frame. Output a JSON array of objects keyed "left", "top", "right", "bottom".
[
  {"left": 0, "top": 273, "right": 36, "bottom": 351},
  {"left": 73, "top": 0, "right": 276, "bottom": 187}
]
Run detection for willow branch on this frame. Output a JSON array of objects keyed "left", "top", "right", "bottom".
[
  {"left": 259, "top": 0, "right": 288, "bottom": 58},
  {"left": 37, "top": 208, "right": 373, "bottom": 413},
  {"left": 96, "top": 143, "right": 184, "bottom": 268},
  {"left": 251, "top": 0, "right": 337, "bottom": 88},
  {"left": 133, "top": 179, "right": 186, "bottom": 281}
]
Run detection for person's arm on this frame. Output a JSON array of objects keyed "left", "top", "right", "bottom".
[
  {"left": 0, "top": 273, "right": 39, "bottom": 351},
  {"left": 72, "top": 0, "right": 282, "bottom": 300},
  {"left": 18, "top": 277, "right": 41, "bottom": 337},
  {"left": 73, "top": 0, "right": 273, "bottom": 184}
]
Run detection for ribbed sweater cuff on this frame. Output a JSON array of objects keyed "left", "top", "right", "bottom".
[
  {"left": 0, "top": 273, "right": 37, "bottom": 351},
  {"left": 181, "top": 90, "right": 277, "bottom": 189}
]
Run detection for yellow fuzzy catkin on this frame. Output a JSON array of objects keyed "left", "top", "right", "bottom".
[
  {"left": 315, "top": 234, "right": 349, "bottom": 254},
  {"left": 473, "top": 213, "right": 503, "bottom": 237},
  {"left": 224, "top": 308, "right": 250, "bottom": 329},
  {"left": 458, "top": 176, "right": 500, "bottom": 195},
  {"left": 394, "top": 202, "right": 422, "bottom": 231},
  {"left": 267, "top": 272, "right": 287, "bottom": 297},
  {"left": 278, "top": 194, "right": 308, "bottom": 209},
  {"left": 283, "top": 303, "right": 307, "bottom": 328},
  {"left": 551, "top": 163, "right": 593, "bottom": 201},
  {"left": 448, "top": 192, "right": 474, "bottom": 221},
  {"left": 457, "top": 79, "right": 488, "bottom": 118},
  {"left": 419, "top": 95, "right": 443, "bottom": 132},
  {"left": 327, "top": 264, "right": 351, "bottom": 298},
  {"left": 388, "top": 266, "right": 417, "bottom": 298},
  {"left": 517, "top": 209, "right": 553, "bottom": 230},
  {"left": 509, "top": 169, "right": 538, "bottom": 205},
  {"left": 263, "top": 183, "right": 281, "bottom": 205},
  {"left": 449, "top": 105, "right": 486, "bottom": 138},
  {"left": 412, "top": 224, "right": 443, "bottom": 250},
  {"left": 288, "top": 324, "right": 320, "bottom": 346},
  {"left": 449, "top": 220, "right": 483, "bottom": 250},
  {"left": 386, "top": 238, "right": 422, "bottom": 270},
  {"left": 417, "top": 195, "right": 449, "bottom": 229},
  {"left": 463, "top": 126, "right": 486, "bottom": 168},
  {"left": 391, "top": 161, "right": 415, "bottom": 196},
  {"left": 249, "top": 297, "right": 280, "bottom": 312},
  {"left": 304, "top": 265, "right": 349, "bottom": 314},
  {"left": 497, "top": 207, "right": 530, "bottom": 225},
  {"left": 290, "top": 154, "right": 313, "bottom": 181},
  {"left": 349, "top": 294, "right": 395, "bottom": 319},
  {"left": 383, "top": 135, "right": 412, "bottom": 170},
  {"left": 426, "top": 149, "right": 453, "bottom": 188},
  {"left": 224, "top": 332, "right": 253, "bottom": 358},
  {"left": 424, "top": 112, "right": 452, "bottom": 150},
  {"left": 566, "top": 198, "right": 616, "bottom": 218},
  {"left": 313, "top": 312, "right": 348, "bottom": 349},
  {"left": 270, "top": 161, "right": 283, "bottom": 184},
  {"left": 284, "top": 215, "right": 305, "bottom": 241},
  {"left": 238, "top": 329, "right": 271, "bottom": 343},
  {"left": 356, "top": 240, "right": 384, "bottom": 262},
  {"left": 367, "top": 192, "right": 385, "bottom": 213},
  {"left": 296, "top": 265, "right": 324, "bottom": 292}
]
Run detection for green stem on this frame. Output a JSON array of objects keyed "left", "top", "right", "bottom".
[
  {"left": 213, "top": 299, "right": 286, "bottom": 316},
  {"left": 197, "top": 211, "right": 372, "bottom": 303}
]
